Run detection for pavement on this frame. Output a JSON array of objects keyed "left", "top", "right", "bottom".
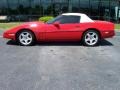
[{"left": 0, "top": 30, "right": 120, "bottom": 90}]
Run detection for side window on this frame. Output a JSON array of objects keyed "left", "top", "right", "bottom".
[{"left": 60, "top": 16, "right": 80, "bottom": 24}]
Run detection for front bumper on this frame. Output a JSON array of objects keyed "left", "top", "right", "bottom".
[{"left": 3, "top": 32, "right": 15, "bottom": 40}]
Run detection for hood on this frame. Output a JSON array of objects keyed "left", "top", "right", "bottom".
[
  {"left": 21, "top": 21, "right": 45, "bottom": 26},
  {"left": 5, "top": 21, "right": 45, "bottom": 33}
]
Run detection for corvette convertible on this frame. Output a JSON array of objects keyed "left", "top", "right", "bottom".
[{"left": 3, "top": 13, "right": 115, "bottom": 46}]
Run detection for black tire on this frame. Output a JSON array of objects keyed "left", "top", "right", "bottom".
[
  {"left": 17, "top": 30, "right": 36, "bottom": 46},
  {"left": 82, "top": 30, "right": 100, "bottom": 46}
]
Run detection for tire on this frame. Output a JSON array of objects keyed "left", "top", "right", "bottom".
[
  {"left": 82, "top": 30, "right": 100, "bottom": 46},
  {"left": 17, "top": 30, "right": 35, "bottom": 46}
]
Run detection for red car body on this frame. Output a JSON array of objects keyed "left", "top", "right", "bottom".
[{"left": 3, "top": 13, "right": 115, "bottom": 43}]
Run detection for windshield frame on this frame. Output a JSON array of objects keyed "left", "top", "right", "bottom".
[{"left": 46, "top": 15, "right": 81, "bottom": 24}]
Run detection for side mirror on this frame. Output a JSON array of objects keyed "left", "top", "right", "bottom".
[{"left": 53, "top": 22, "right": 60, "bottom": 27}]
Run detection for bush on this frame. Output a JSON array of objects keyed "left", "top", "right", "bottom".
[{"left": 39, "top": 16, "right": 54, "bottom": 22}]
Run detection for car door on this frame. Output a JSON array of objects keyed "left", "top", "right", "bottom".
[{"left": 45, "top": 15, "right": 82, "bottom": 41}]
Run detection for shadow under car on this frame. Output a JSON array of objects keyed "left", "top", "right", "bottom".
[{"left": 6, "top": 39, "right": 113, "bottom": 47}]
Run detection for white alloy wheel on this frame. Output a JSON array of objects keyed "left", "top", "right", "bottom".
[
  {"left": 83, "top": 30, "right": 99, "bottom": 46},
  {"left": 17, "top": 30, "right": 35, "bottom": 46}
]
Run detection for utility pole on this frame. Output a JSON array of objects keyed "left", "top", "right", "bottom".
[
  {"left": 6, "top": 0, "right": 10, "bottom": 16},
  {"left": 51, "top": 0, "right": 54, "bottom": 16},
  {"left": 68, "top": 0, "right": 72, "bottom": 12}
]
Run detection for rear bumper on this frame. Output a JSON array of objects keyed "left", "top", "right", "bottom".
[
  {"left": 3, "top": 32, "right": 15, "bottom": 40},
  {"left": 101, "top": 30, "right": 115, "bottom": 38}
]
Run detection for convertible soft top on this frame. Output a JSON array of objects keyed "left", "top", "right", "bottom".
[{"left": 62, "top": 13, "right": 94, "bottom": 23}]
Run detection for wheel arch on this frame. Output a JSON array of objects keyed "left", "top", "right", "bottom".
[
  {"left": 82, "top": 28, "right": 101, "bottom": 39},
  {"left": 15, "top": 28, "right": 37, "bottom": 41}
]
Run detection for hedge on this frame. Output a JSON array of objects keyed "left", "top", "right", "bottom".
[{"left": 39, "top": 16, "right": 54, "bottom": 22}]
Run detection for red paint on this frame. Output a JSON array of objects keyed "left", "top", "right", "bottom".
[{"left": 3, "top": 21, "right": 115, "bottom": 42}]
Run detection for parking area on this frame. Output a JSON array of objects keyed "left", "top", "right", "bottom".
[{"left": 0, "top": 30, "right": 120, "bottom": 90}]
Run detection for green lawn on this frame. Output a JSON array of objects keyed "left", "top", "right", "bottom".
[
  {"left": 0, "top": 22, "right": 120, "bottom": 31},
  {"left": 115, "top": 24, "right": 120, "bottom": 30},
  {"left": 0, "top": 22, "right": 22, "bottom": 30}
]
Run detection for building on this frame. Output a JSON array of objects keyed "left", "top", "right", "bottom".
[{"left": 0, "top": 0, "right": 120, "bottom": 22}]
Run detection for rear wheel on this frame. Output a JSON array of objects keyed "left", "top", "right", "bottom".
[
  {"left": 82, "top": 30, "right": 100, "bottom": 46},
  {"left": 17, "top": 30, "right": 35, "bottom": 46}
]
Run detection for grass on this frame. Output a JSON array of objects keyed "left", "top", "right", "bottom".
[
  {"left": 0, "top": 22, "right": 22, "bottom": 30},
  {"left": 0, "top": 22, "right": 120, "bottom": 31},
  {"left": 115, "top": 24, "right": 120, "bottom": 30}
]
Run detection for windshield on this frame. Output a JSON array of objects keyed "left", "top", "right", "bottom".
[{"left": 46, "top": 15, "right": 62, "bottom": 24}]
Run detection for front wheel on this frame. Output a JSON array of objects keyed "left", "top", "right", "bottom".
[
  {"left": 82, "top": 30, "right": 100, "bottom": 46},
  {"left": 17, "top": 30, "right": 35, "bottom": 46}
]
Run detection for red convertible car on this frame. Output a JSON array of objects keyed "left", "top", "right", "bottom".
[{"left": 3, "top": 13, "right": 115, "bottom": 46}]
